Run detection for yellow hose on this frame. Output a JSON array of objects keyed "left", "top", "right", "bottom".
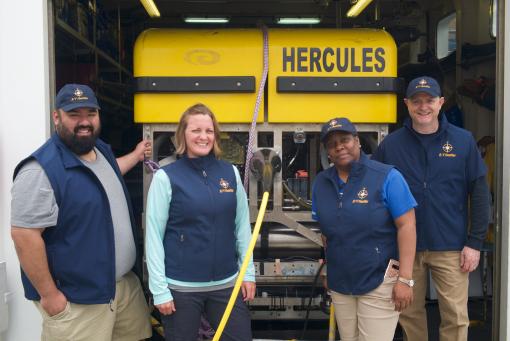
[
  {"left": 150, "top": 316, "right": 164, "bottom": 337},
  {"left": 328, "top": 303, "right": 336, "bottom": 341},
  {"left": 212, "top": 191, "right": 270, "bottom": 341}
]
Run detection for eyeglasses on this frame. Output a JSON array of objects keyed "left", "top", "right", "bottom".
[{"left": 325, "top": 135, "right": 355, "bottom": 149}]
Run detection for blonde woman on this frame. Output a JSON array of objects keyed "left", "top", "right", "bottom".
[{"left": 146, "top": 103, "right": 255, "bottom": 340}]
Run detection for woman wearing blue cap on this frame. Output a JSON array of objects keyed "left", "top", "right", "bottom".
[{"left": 312, "top": 117, "right": 417, "bottom": 341}]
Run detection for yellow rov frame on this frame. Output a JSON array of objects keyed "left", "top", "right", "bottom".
[
  {"left": 134, "top": 28, "right": 398, "bottom": 124},
  {"left": 134, "top": 28, "right": 264, "bottom": 123},
  {"left": 136, "top": 28, "right": 398, "bottom": 323}
]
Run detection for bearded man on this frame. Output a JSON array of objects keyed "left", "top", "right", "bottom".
[{"left": 10, "top": 84, "right": 153, "bottom": 341}]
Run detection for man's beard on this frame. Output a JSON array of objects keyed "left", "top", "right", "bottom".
[{"left": 57, "top": 122, "right": 101, "bottom": 155}]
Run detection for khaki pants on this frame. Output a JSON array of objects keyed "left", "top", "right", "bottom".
[
  {"left": 330, "top": 277, "right": 399, "bottom": 341},
  {"left": 34, "top": 271, "right": 152, "bottom": 341},
  {"left": 399, "top": 251, "right": 469, "bottom": 341}
]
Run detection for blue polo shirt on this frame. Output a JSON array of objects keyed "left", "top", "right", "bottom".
[{"left": 312, "top": 168, "right": 415, "bottom": 221}]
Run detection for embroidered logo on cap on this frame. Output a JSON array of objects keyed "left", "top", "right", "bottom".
[
  {"left": 327, "top": 119, "right": 343, "bottom": 132},
  {"left": 416, "top": 78, "right": 431, "bottom": 89},
  {"left": 72, "top": 88, "right": 89, "bottom": 102}
]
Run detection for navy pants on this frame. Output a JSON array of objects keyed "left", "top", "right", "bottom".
[{"left": 161, "top": 287, "right": 252, "bottom": 341}]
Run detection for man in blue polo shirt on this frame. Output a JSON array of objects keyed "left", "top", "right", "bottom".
[{"left": 372, "top": 76, "right": 490, "bottom": 341}]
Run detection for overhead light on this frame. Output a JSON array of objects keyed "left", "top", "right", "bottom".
[
  {"left": 184, "top": 17, "right": 230, "bottom": 23},
  {"left": 140, "top": 0, "right": 160, "bottom": 18},
  {"left": 276, "top": 17, "right": 321, "bottom": 25},
  {"left": 346, "top": 0, "right": 374, "bottom": 18}
]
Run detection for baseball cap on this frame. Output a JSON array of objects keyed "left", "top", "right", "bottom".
[
  {"left": 320, "top": 117, "right": 357, "bottom": 142},
  {"left": 55, "top": 84, "right": 101, "bottom": 111},
  {"left": 406, "top": 76, "right": 442, "bottom": 98}
]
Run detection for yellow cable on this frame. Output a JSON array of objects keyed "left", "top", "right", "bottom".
[
  {"left": 150, "top": 316, "right": 164, "bottom": 337},
  {"left": 328, "top": 303, "right": 336, "bottom": 340},
  {"left": 213, "top": 191, "right": 270, "bottom": 341}
]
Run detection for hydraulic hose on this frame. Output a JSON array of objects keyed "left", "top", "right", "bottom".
[
  {"left": 282, "top": 180, "right": 312, "bottom": 209},
  {"left": 150, "top": 316, "right": 164, "bottom": 337},
  {"left": 300, "top": 261, "right": 326, "bottom": 339},
  {"left": 212, "top": 191, "right": 270, "bottom": 341}
]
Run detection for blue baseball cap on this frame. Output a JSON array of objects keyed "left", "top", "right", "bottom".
[
  {"left": 321, "top": 117, "right": 357, "bottom": 142},
  {"left": 55, "top": 84, "right": 100, "bottom": 111},
  {"left": 406, "top": 76, "right": 442, "bottom": 98}
]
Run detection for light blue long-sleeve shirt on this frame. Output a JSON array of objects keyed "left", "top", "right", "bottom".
[{"left": 146, "top": 165, "right": 255, "bottom": 305}]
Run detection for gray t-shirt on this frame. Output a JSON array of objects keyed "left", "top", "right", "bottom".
[{"left": 11, "top": 149, "right": 136, "bottom": 280}]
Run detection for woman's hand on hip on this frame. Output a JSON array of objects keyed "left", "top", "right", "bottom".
[
  {"left": 156, "top": 300, "right": 176, "bottom": 315},
  {"left": 392, "top": 282, "right": 413, "bottom": 312},
  {"left": 241, "top": 281, "right": 256, "bottom": 302}
]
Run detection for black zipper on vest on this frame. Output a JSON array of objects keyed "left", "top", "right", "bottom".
[
  {"left": 202, "top": 168, "right": 217, "bottom": 280},
  {"left": 423, "top": 146, "right": 428, "bottom": 189},
  {"left": 329, "top": 172, "right": 344, "bottom": 210},
  {"left": 80, "top": 164, "right": 117, "bottom": 302}
]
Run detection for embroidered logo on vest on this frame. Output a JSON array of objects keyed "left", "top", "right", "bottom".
[
  {"left": 439, "top": 141, "right": 456, "bottom": 158},
  {"left": 219, "top": 178, "right": 234, "bottom": 193},
  {"left": 352, "top": 187, "right": 369, "bottom": 204}
]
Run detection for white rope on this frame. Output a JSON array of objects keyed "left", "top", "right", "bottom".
[{"left": 243, "top": 26, "right": 269, "bottom": 191}]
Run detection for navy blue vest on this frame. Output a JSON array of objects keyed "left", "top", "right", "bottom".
[
  {"left": 372, "top": 114, "right": 487, "bottom": 251},
  {"left": 13, "top": 134, "right": 140, "bottom": 304},
  {"left": 162, "top": 154, "right": 239, "bottom": 282},
  {"left": 313, "top": 154, "right": 396, "bottom": 295}
]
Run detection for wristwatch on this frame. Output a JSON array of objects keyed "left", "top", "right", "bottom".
[{"left": 397, "top": 276, "right": 415, "bottom": 287}]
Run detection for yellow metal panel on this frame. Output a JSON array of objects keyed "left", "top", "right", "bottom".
[
  {"left": 134, "top": 29, "right": 264, "bottom": 123},
  {"left": 134, "top": 93, "right": 260, "bottom": 123},
  {"left": 268, "top": 29, "right": 398, "bottom": 123}
]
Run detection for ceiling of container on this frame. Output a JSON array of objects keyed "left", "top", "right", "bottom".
[{"left": 100, "top": 0, "right": 426, "bottom": 29}]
